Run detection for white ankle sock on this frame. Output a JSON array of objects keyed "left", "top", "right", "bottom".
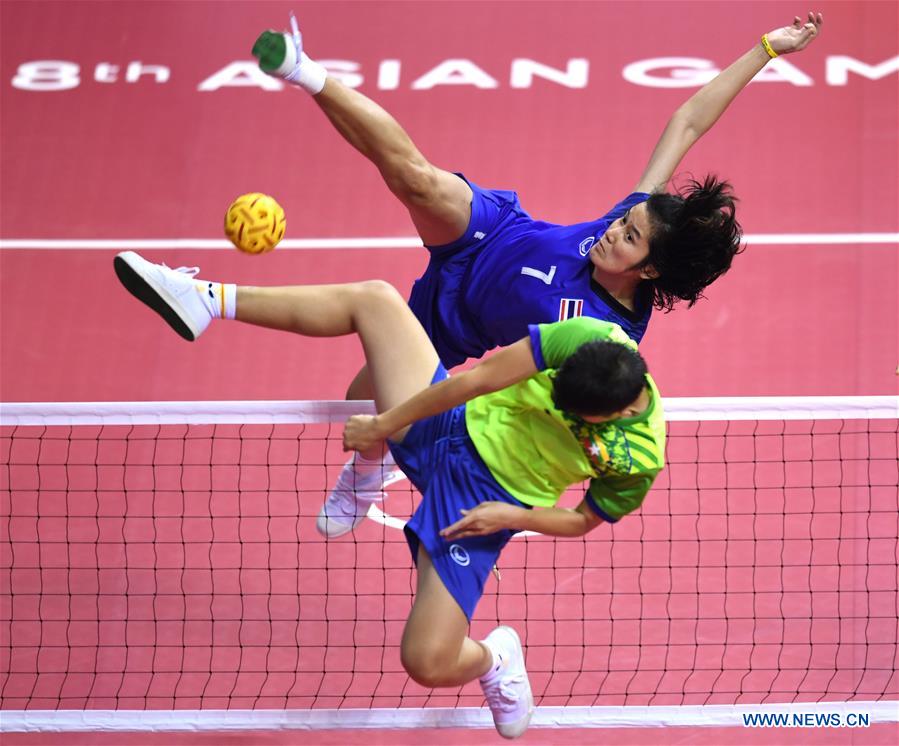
[
  {"left": 481, "top": 642, "right": 504, "bottom": 681},
  {"left": 293, "top": 52, "right": 327, "bottom": 95},
  {"left": 277, "top": 15, "right": 327, "bottom": 94},
  {"left": 197, "top": 281, "right": 236, "bottom": 320},
  {"left": 352, "top": 452, "right": 387, "bottom": 478}
]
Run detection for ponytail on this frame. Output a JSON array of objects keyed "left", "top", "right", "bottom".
[{"left": 643, "top": 176, "right": 744, "bottom": 311}]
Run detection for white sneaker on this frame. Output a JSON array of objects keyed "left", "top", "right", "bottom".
[
  {"left": 316, "top": 458, "right": 403, "bottom": 538},
  {"left": 114, "top": 251, "right": 214, "bottom": 341},
  {"left": 480, "top": 626, "right": 534, "bottom": 739},
  {"left": 251, "top": 13, "right": 303, "bottom": 81}
]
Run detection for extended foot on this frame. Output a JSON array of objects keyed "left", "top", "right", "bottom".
[
  {"left": 252, "top": 29, "right": 295, "bottom": 75},
  {"left": 251, "top": 13, "right": 326, "bottom": 93},
  {"left": 113, "top": 251, "right": 217, "bottom": 341}
]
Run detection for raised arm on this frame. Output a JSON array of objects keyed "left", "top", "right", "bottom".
[
  {"left": 634, "top": 11, "right": 823, "bottom": 194},
  {"left": 343, "top": 337, "right": 538, "bottom": 451}
]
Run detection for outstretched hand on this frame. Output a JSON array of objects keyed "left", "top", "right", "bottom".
[
  {"left": 342, "top": 414, "right": 385, "bottom": 452},
  {"left": 766, "top": 11, "right": 823, "bottom": 55}
]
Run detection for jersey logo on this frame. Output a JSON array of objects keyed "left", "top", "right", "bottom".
[
  {"left": 449, "top": 544, "right": 471, "bottom": 567},
  {"left": 583, "top": 428, "right": 633, "bottom": 475},
  {"left": 578, "top": 237, "right": 595, "bottom": 256},
  {"left": 559, "top": 298, "right": 584, "bottom": 320},
  {"left": 566, "top": 417, "right": 634, "bottom": 476}
]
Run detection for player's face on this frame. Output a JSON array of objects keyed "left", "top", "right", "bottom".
[{"left": 588, "top": 202, "right": 655, "bottom": 279}]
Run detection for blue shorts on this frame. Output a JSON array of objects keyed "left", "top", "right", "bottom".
[
  {"left": 406, "top": 174, "right": 527, "bottom": 368},
  {"left": 387, "top": 363, "right": 529, "bottom": 621}
]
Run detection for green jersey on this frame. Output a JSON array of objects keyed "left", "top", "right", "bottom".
[{"left": 465, "top": 317, "right": 666, "bottom": 522}]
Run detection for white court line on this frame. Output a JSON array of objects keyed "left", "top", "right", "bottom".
[
  {"left": 0, "top": 233, "right": 897, "bottom": 250},
  {"left": 2, "top": 701, "right": 897, "bottom": 731}
]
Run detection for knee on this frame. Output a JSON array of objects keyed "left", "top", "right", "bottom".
[
  {"left": 347, "top": 280, "right": 407, "bottom": 332},
  {"left": 354, "top": 279, "right": 405, "bottom": 308},
  {"left": 400, "top": 640, "right": 456, "bottom": 689}
]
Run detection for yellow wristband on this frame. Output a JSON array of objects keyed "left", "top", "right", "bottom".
[{"left": 761, "top": 34, "right": 778, "bottom": 59}]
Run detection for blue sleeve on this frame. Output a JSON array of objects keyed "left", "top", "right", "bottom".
[{"left": 528, "top": 324, "right": 546, "bottom": 370}]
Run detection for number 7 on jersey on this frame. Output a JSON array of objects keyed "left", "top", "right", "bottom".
[{"left": 520, "top": 265, "right": 557, "bottom": 285}]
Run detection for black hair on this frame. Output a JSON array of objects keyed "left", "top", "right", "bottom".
[
  {"left": 551, "top": 340, "right": 648, "bottom": 417},
  {"left": 642, "top": 175, "right": 744, "bottom": 312}
]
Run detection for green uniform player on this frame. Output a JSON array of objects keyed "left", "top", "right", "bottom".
[
  {"left": 113, "top": 252, "right": 665, "bottom": 739},
  {"left": 467, "top": 318, "right": 665, "bottom": 519}
]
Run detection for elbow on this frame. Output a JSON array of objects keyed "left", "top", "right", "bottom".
[
  {"left": 670, "top": 106, "right": 702, "bottom": 141},
  {"left": 465, "top": 369, "right": 496, "bottom": 400},
  {"left": 575, "top": 520, "right": 593, "bottom": 538},
  {"left": 566, "top": 513, "right": 594, "bottom": 538},
  {"left": 577, "top": 510, "right": 604, "bottom": 537}
]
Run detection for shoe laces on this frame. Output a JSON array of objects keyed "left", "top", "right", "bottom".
[
  {"left": 160, "top": 262, "right": 200, "bottom": 279},
  {"left": 483, "top": 672, "right": 527, "bottom": 713},
  {"left": 281, "top": 12, "right": 305, "bottom": 83}
]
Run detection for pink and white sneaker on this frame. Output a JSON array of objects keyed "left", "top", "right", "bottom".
[
  {"left": 480, "top": 626, "right": 534, "bottom": 739},
  {"left": 316, "top": 458, "right": 404, "bottom": 538}
]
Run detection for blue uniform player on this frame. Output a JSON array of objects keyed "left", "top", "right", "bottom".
[
  {"left": 251, "top": 11, "right": 824, "bottom": 536},
  {"left": 410, "top": 186, "right": 653, "bottom": 366}
]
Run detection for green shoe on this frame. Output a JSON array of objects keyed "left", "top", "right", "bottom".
[
  {"left": 251, "top": 13, "right": 302, "bottom": 80},
  {"left": 251, "top": 30, "right": 288, "bottom": 73}
]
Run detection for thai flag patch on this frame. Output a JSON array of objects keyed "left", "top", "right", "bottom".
[{"left": 559, "top": 298, "right": 584, "bottom": 321}]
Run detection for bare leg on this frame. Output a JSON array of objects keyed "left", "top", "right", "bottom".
[
  {"left": 311, "top": 79, "right": 468, "bottom": 454},
  {"left": 345, "top": 365, "right": 373, "bottom": 402},
  {"left": 313, "top": 78, "right": 473, "bottom": 247},
  {"left": 237, "top": 281, "right": 438, "bottom": 420},
  {"left": 401, "top": 545, "right": 492, "bottom": 688}
]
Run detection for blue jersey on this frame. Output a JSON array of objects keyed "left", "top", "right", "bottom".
[{"left": 407, "top": 176, "right": 652, "bottom": 368}]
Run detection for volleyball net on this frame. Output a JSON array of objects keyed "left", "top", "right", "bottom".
[{"left": 1, "top": 396, "right": 897, "bottom": 732}]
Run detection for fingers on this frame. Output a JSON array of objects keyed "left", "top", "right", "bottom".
[
  {"left": 783, "top": 10, "right": 822, "bottom": 52},
  {"left": 343, "top": 431, "right": 369, "bottom": 451},
  {"left": 440, "top": 509, "right": 481, "bottom": 540},
  {"left": 440, "top": 513, "right": 469, "bottom": 539},
  {"left": 791, "top": 11, "right": 822, "bottom": 34}
]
